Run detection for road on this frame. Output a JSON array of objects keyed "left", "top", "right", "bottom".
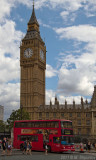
[{"left": 0, "top": 150, "right": 96, "bottom": 160}]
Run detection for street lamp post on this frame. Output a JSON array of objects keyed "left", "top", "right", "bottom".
[
  {"left": 4, "top": 126, "right": 5, "bottom": 137},
  {"left": 20, "top": 104, "right": 23, "bottom": 120}
]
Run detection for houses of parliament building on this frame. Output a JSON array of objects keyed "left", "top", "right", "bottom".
[{"left": 20, "top": 4, "right": 96, "bottom": 140}]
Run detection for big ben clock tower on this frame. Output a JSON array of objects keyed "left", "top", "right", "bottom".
[{"left": 20, "top": 3, "right": 46, "bottom": 118}]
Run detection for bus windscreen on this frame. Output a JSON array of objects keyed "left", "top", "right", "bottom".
[
  {"left": 61, "top": 136, "right": 74, "bottom": 145},
  {"left": 61, "top": 121, "right": 72, "bottom": 128}
]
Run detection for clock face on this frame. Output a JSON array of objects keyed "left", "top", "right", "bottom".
[
  {"left": 40, "top": 49, "right": 44, "bottom": 60},
  {"left": 24, "top": 48, "right": 33, "bottom": 58}
]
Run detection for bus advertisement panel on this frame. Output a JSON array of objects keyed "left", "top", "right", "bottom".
[{"left": 13, "top": 119, "right": 75, "bottom": 153}]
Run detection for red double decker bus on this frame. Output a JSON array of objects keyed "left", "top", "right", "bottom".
[{"left": 13, "top": 119, "right": 75, "bottom": 152}]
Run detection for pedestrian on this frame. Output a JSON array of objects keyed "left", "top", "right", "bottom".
[
  {"left": 0, "top": 139, "right": 2, "bottom": 149},
  {"left": 86, "top": 142, "right": 88, "bottom": 151},
  {"left": 31, "top": 141, "right": 32, "bottom": 154},
  {"left": 43, "top": 141, "right": 46, "bottom": 149},
  {"left": 95, "top": 143, "right": 96, "bottom": 151},
  {"left": 84, "top": 143, "right": 86, "bottom": 151},
  {"left": 80, "top": 142, "right": 84, "bottom": 153},
  {"left": 88, "top": 141, "right": 91, "bottom": 152},
  {"left": 45, "top": 143, "right": 48, "bottom": 155},
  {"left": 7, "top": 139, "right": 12, "bottom": 155},
  {"left": 26, "top": 141, "right": 32, "bottom": 155},
  {"left": 2, "top": 137, "right": 6, "bottom": 155},
  {"left": 23, "top": 139, "right": 27, "bottom": 154}
]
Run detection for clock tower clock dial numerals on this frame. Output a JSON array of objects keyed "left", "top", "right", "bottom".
[
  {"left": 24, "top": 48, "right": 33, "bottom": 58},
  {"left": 40, "top": 49, "right": 44, "bottom": 61}
]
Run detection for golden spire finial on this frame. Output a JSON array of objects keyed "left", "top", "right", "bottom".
[{"left": 33, "top": 0, "right": 34, "bottom": 6}]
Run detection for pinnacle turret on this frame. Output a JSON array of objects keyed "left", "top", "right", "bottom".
[{"left": 91, "top": 85, "right": 96, "bottom": 108}]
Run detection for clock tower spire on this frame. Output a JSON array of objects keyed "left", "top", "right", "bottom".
[
  {"left": 20, "top": 4, "right": 46, "bottom": 119},
  {"left": 27, "top": 0, "right": 39, "bottom": 32}
]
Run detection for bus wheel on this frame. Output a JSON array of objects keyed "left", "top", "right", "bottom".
[
  {"left": 47, "top": 146, "right": 51, "bottom": 152},
  {"left": 20, "top": 143, "right": 24, "bottom": 151}
]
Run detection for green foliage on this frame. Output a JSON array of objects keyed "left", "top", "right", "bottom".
[
  {"left": 0, "top": 121, "right": 10, "bottom": 132},
  {"left": 7, "top": 108, "right": 30, "bottom": 130},
  {"left": 0, "top": 120, "right": 6, "bottom": 132}
]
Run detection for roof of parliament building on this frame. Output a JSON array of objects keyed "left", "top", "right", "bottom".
[{"left": 38, "top": 85, "right": 96, "bottom": 112}]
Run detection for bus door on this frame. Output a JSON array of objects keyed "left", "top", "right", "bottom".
[
  {"left": 32, "top": 134, "right": 43, "bottom": 150},
  {"left": 52, "top": 136, "right": 60, "bottom": 152}
]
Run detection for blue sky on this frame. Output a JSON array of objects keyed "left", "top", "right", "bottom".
[{"left": 0, "top": 0, "right": 96, "bottom": 120}]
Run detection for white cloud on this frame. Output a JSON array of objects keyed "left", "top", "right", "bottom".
[
  {"left": 60, "top": 11, "right": 77, "bottom": 23},
  {"left": 53, "top": 25, "right": 96, "bottom": 97},
  {"left": 1, "top": 0, "right": 96, "bottom": 23},
  {"left": 46, "top": 64, "right": 58, "bottom": 78},
  {"left": 60, "top": 11, "right": 69, "bottom": 21},
  {"left": 84, "top": 0, "right": 96, "bottom": 17},
  {"left": 0, "top": 19, "right": 23, "bottom": 84},
  {"left": 38, "top": 19, "right": 51, "bottom": 28},
  {"left": 0, "top": 1, "right": 23, "bottom": 119},
  {"left": 57, "top": 64, "right": 94, "bottom": 96},
  {"left": 0, "top": 83, "right": 20, "bottom": 120},
  {"left": 48, "top": 0, "right": 83, "bottom": 11},
  {"left": 35, "top": 0, "right": 84, "bottom": 23},
  {"left": 35, "top": 0, "right": 96, "bottom": 22},
  {"left": 0, "top": 0, "right": 15, "bottom": 22},
  {"left": 54, "top": 25, "right": 96, "bottom": 42},
  {"left": 0, "top": 56, "right": 20, "bottom": 83},
  {"left": 0, "top": 20, "right": 23, "bottom": 58},
  {"left": 57, "top": 52, "right": 96, "bottom": 96},
  {"left": 58, "top": 95, "right": 82, "bottom": 104},
  {"left": 16, "top": 0, "right": 96, "bottom": 15},
  {"left": 16, "top": 0, "right": 32, "bottom": 7},
  {"left": 46, "top": 90, "right": 90, "bottom": 106},
  {"left": 46, "top": 90, "right": 55, "bottom": 104}
]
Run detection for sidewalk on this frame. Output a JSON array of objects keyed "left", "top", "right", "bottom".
[
  {"left": 0, "top": 148, "right": 96, "bottom": 156},
  {"left": 75, "top": 148, "right": 96, "bottom": 153},
  {"left": 0, "top": 149, "right": 22, "bottom": 156}
]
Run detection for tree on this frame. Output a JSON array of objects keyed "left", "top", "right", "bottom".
[
  {"left": 0, "top": 120, "right": 6, "bottom": 132},
  {"left": 7, "top": 109, "right": 30, "bottom": 130}
]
